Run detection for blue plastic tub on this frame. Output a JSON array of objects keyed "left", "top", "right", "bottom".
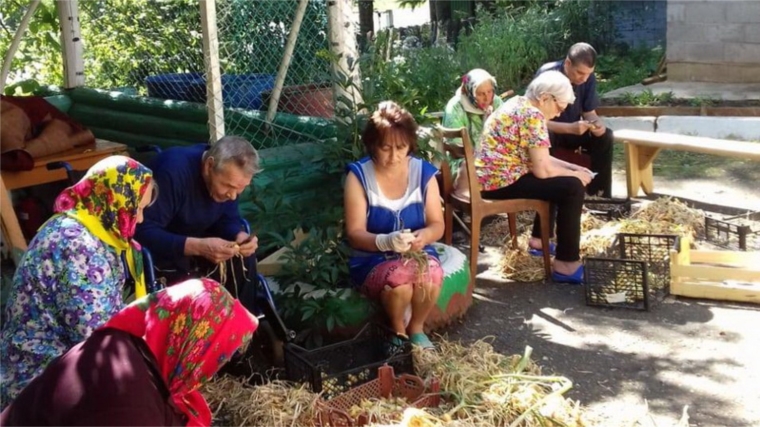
[
  {"left": 144, "top": 73, "right": 205, "bottom": 103},
  {"left": 221, "top": 74, "right": 276, "bottom": 110},
  {"left": 146, "top": 73, "right": 276, "bottom": 110}
]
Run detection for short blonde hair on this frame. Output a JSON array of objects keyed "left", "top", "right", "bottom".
[{"left": 525, "top": 70, "right": 575, "bottom": 105}]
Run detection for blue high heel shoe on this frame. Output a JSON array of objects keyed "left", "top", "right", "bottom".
[
  {"left": 551, "top": 265, "right": 584, "bottom": 285},
  {"left": 528, "top": 241, "right": 556, "bottom": 257}
]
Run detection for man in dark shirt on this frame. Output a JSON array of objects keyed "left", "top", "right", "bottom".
[
  {"left": 135, "top": 135, "right": 260, "bottom": 308},
  {"left": 536, "top": 42, "right": 613, "bottom": 197}
]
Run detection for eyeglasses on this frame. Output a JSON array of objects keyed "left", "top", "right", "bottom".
[{"left": 551, "top": 95, "right": 567, "bottom": 113}]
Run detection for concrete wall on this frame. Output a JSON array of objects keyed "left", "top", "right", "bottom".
[
  {"left": 613, "top": 1, "right": 666, "bottom": 49},
  {"left": 667, "top": 0, "right": 760, "bottom": 83}
]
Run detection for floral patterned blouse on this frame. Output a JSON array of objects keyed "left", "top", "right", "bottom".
[
  {"left": 0, "top": 215, "right": 124, "bottom": 407},
  {"left": 475, "top": 96, "right": 551, "bottom": 191}
]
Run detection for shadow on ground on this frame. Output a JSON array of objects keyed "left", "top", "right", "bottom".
[{"left": 441, "top": 251, "right": 760, "bottom": 427}]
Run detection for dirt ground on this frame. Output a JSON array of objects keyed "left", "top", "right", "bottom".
[{"left": 442, "top": 158, "right": 760, "bottom": 427}]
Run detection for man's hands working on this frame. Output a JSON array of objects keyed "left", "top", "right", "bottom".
[{"left": 185, "top": 233, "right": 258, "bottom": 264}]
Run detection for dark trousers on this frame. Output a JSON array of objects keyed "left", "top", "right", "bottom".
[
  {"left": 482, "top": 174, "right": 584, "bottom": 262},
  {"left": 155, "top": 256, "right": 259, "bottom": 313},
  {"left": 549, "top": 128, "right": 614, "bottom": 198}
]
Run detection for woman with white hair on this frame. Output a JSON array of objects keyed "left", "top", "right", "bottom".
[{"left": 475, "top": 70, "right": 593, "bottom": 284}]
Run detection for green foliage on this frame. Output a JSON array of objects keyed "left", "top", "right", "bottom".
[
  {"left": 2, "top": 0, "right": 330, "bottom": 93},
  {"left": 595, "top": 46, "right": 663, "bottom": 94},
  {"left": 689, "top": 96, "right": 717, "bottom": 108},
  {"left": 273, "top": 221, "right": 358, "bottom": 348},
  {"left": 620, "top": 89, "right": 674, "bottom": 106},
  {"left": 1, "top": 0, "right": 62, "bottom": 93},
  {"left": 3, "top": 79, "right": 42, "bottom": 96},
  {"left": 456, "top": 6, "right": 568, "bottom": 91},
  {"left": 81, "top": 0, "right": 203, "bottom": 91},
  {"left": 360, "top": 30, "right": 459, "bottom": 123},
  {"left": 218, "top": 0, "right": 330, "bottom": 85}
]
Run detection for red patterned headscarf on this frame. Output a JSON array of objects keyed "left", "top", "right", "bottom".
[{"left": 103, "top": 278, "right": 258, "bottom": 426}]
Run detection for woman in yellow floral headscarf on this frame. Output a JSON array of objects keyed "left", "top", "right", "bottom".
[{"left": 1, "top": 155, "right": 156, "bottom": 408}]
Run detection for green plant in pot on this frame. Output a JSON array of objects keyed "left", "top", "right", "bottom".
[{"left": 272, "top": 222, "right": 376, "bottom": 349}]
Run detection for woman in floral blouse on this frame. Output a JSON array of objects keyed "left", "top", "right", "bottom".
[
  {"left": 475, "top": 71, "right": 594, "bottom": 284},
  {"left": 1, "top": 279, "right": 258, "bottom": 426},
  {"left": 0, "top": 155, "right": 156, "bottom": 407}
]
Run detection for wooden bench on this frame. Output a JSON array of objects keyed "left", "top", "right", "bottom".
[{"left": 616, "top": 129, "right": 760, "bottom": 198}]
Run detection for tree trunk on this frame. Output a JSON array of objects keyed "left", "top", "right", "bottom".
[{"left": 358, "top": 0, "right": 374, "bottom": 52}]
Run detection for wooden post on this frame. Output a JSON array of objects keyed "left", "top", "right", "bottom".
[
  {"left": 56, "top": 0, "right": 85, "bottom": 88},
  {"left": 327, "top": 0, "right": 364, "bottom": 125},
  {"left": 0, "top": 0, "right": 41, "bottom": 93},
  {"left": 0, "top": 177, "right": 28, "bottom": 255},
  {"left": 265, "top": 0, "right": 310, "bottom": 126},
  {"left": 200, "top": 0, "right": 225, "bottom": 143}
]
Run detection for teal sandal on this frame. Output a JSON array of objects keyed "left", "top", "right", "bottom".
[{"left": 409, "top": 332, "right": 435, "bottom": 350}]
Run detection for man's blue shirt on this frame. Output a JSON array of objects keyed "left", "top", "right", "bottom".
[
  {"left": 536, "top": 60, "right": 600, "bottom": 123},
  {"left": 135, "top": 144, "right": 243, "bottom": 270}
]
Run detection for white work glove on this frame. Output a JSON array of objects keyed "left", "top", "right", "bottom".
[{"left": 375, "top": 230, "right": 416, "bottom": 253}]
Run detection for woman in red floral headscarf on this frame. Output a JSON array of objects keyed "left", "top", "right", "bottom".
[
  {"left": 1, "top": 155, "right": 155, "bottom": 408},
  {"left": 0, "top": 278, "right": 258, "bottom": 427}
]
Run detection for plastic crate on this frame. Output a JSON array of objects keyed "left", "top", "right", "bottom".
[
  {"left": 585, "top": 257, "right": 649, "bottom": 311},
  {"left": 583, "top": 197, "right": 634, "bottom": 221},
  {"left": 618, "top": 233, "right": 679, "bottom": 294},
  {"left": 315, "top": 365, "right": 441, "bottom": 427},
  {"left": 284, "top": 323, "right": 414, "bottom": 399},
  {"left": 705, "top": 216, "right": 759, "bottom": 251}
]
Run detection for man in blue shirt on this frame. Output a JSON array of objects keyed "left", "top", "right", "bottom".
[
  {"left": 135, "top": 136, "right": 260, "bottom": 307},
  {"left": 536, "top": 42, "right": 613, "bottom": 198}
]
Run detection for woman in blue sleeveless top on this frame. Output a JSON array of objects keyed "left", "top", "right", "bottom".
[{"left": 344, "top": 101, "right": 445, "bottom": 349}]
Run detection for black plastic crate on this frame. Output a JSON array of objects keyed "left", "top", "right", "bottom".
[
  {"left": 583, "top": 198, "right": 635, "bottom": 221},
  {"left": 585, "top": 257, "right": 649, "bottom": 311},
  {"left": 705, "top": 216, "right": 759, "bottom": 251},
  {"left": 617, "top": 233, "right": 679, "bottom": 294},
  {"left": 284, "top": 323, "right": 414, "bottom": 399}
]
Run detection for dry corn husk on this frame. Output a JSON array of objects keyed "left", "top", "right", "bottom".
[
  {"left": 409, "top": 339, "right": 588, "bottom": 427},
  {"left": 498, "top": 197, "right": 706, "bottom": 280},
  {"left": 204, "top": 376, "right": 319, "bottom": 427},
  {"left": 628, "top": 197, "right": 704, "bottom": 238},
  {"left": 499, "top": 235, "right": 546, "bottom": 282}
]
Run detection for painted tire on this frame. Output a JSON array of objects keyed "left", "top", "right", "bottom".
[
  {"left": 267, "top": 243, "right": 472, "bottom": 335},
  {"left": 425, "top": 243, "right": 473, "bottom": 331}
]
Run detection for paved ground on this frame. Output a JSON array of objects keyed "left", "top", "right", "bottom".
[{"left": 443, "top": 177, "right": 760, "bottom": 427}]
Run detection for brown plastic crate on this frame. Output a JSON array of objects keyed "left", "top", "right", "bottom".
[{"left": 315, "top": 365, "right": 441, "bottom": 427}]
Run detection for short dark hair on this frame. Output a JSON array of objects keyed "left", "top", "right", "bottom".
[
  {"left": 361, "top": 101, "right": 419, "bottom": 159},
  {"left": 567, "top": 42, "right": 597, "bottom": 68}
]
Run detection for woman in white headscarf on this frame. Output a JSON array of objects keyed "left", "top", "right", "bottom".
[
  {"left": 442, "top": 69, "right": 503, "bottom": 197},
  {"left": 443, "top": 69, "right": 503, "bottom": 148}
]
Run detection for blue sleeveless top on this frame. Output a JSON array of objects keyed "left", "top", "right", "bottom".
[{"left": 347, "top": 156, "right": 440, "bottom": 287}]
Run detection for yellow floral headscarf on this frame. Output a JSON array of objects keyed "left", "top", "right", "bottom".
[{"left": 53, "top": 155, "right": 154, "bottom": 297}]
